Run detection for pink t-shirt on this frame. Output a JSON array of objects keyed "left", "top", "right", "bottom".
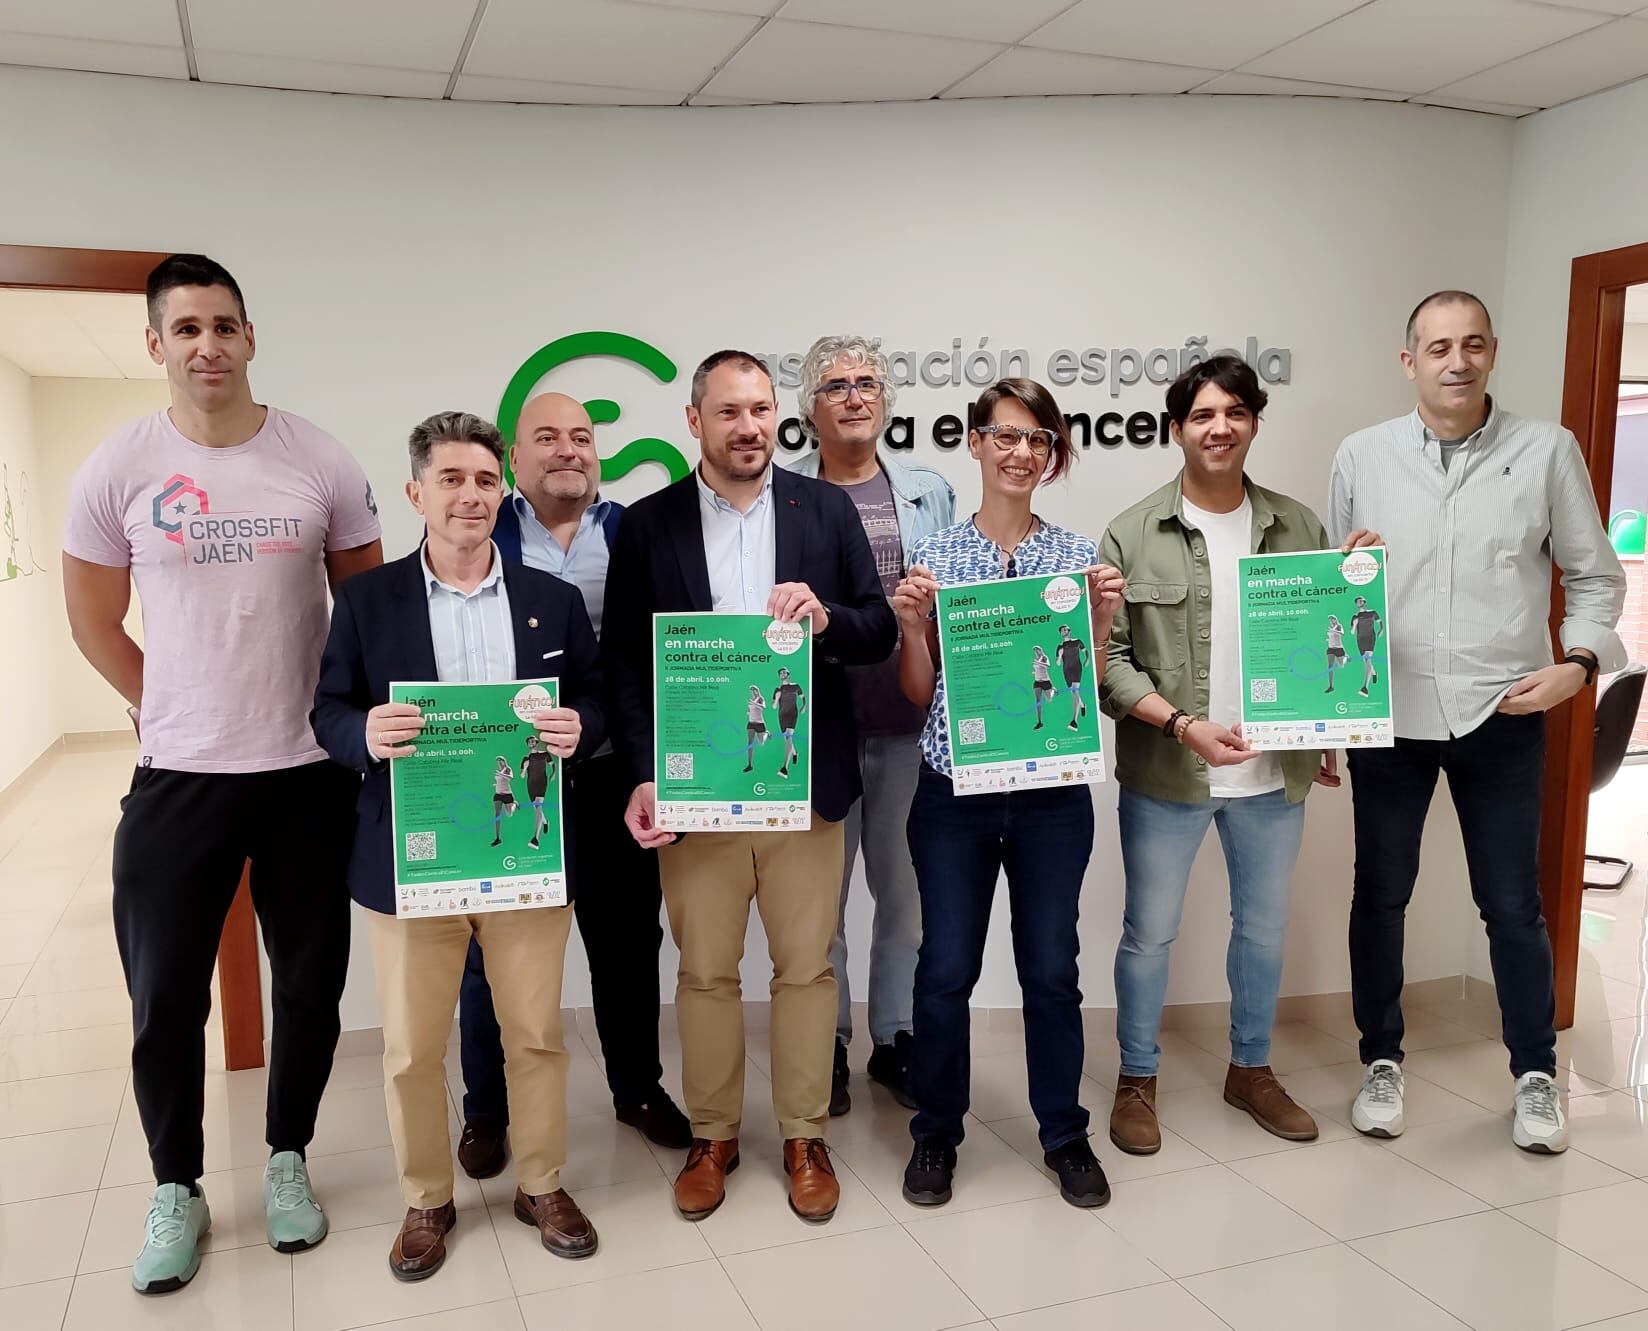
[{"left": 63, "top": 407, "right": 381, "bottom": 773}]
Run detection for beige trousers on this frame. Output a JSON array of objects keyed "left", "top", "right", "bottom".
[
  {"left": 658, "top": 819, "right": 845, "bottom": 1141},
  {"left": 366, "top": 905, "right": 573, "bottom": 1208}
]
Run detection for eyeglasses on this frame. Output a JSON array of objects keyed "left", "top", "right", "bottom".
[
  {"left": 977, "top": 425, "right": 1055, "bottom": 456},
  {"left": 816, "top": 377, "right": 885, "bottom": 404}
]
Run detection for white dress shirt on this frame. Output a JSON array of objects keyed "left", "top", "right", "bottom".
[
  {"left": 696, "top": 466, "right": 776, "bottom": 613},
  {"left": 423, "top": 541, "right": 516, "bottom": 683}
]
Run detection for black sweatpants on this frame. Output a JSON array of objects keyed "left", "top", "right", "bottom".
[{"left": 112, "top": 760, "right": 356, "bottom": 1185}]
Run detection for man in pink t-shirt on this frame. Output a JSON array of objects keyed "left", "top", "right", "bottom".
[{"left": 62, "top": 255, "right": 382, "bottom": 1296}]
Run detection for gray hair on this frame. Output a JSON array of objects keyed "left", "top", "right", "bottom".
[
  {"left": 408, "top": 411, "right": 505, "bottom": 477},
  {"left": 797, "top": 335, "right": 896, "bottom": 442}
]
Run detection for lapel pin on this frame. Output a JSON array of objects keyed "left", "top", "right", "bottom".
[{"left": 527, "top": 616, "right": 539, "bottom": 629}]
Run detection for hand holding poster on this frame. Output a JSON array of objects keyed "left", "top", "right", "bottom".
[
  {"left": 1237, "top": 547, "right": 1394, "bottom": 748},
  {"left": 389, "top": 679, "right": 567, "bottom": 917},
  {"left": 936, "top": 571, "right": 1106, "bottom": 795},
  {"left": 653, "top": 612, "right": 813, "bottom": 831}
]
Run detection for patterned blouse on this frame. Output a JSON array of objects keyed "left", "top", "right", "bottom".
[{"left": 909, "top": 517, "right": 1098, "bottom": 776}]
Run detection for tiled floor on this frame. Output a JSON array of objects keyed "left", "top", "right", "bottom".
[{"left": 2, "top": 747, "right": 1647, "bottom": 1330}]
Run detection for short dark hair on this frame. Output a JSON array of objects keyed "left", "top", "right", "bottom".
[
  {"left": 408, "top": 411, "right": 505, "bottom": 478},
  {"left": 1165, "top": 355, "right": 1269, "bottom": 429},
  {"left": 146, "top": 254, "right": 247, "bottom": 330},
  {"left": 971, "top": 378, "right": 1077, "bottom": 483},
  {"left": 1405, "top": 290, "right": 1492, "bottom": 348},
  {"left": 691, "top": 350, "right": 773, "bottom": 408}
]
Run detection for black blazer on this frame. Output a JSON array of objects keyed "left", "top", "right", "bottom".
[
  {"left": 604, "top": 466, "right": 897, "bottom": 823},
  {"left": 311, "top": 550, "right": 605, "bottom": 915}
]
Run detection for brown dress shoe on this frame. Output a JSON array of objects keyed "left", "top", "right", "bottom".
[
  {"left": 388, "top": 1201, "right": 457, "bottom": 1282},
  {"left": 457, "top": 1119, "right": 508, "bottom": 1180},
  {"left": 1224, "top": 1064, "right": 1319, "bottom": 1141},
  {"left": 674, "top": 1138, "right": 740, "bottom": 1220},
  {"left": 1109, "top": 1074, "right": 1161, "bottom": 1155},
  {"left": 513, "top": 1186, "right": 598, "bottom": 1258},
  {"left": 783, "top": 1138, "right": 839, "bottom": 1222}
]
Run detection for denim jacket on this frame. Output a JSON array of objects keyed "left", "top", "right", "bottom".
[{"left": 786, "top": 448, "right": 956, "bottom": 552}]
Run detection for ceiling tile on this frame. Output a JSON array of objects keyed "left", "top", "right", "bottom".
[
  {"left": 1242, "top": 0, "right": 1609, "bottom": 94},
  {"left": 1430, "top": 17, "right": 1648, "bottom": 108},
  {"left": 55, "top": 293, "right": 165, "bottom": 381},
  {"left": 1529, "top": 0, "right": 1640, "bottom": 11},
  {"left": 1024, "top": 0, "right": 1366, "bottom": 71},
  {"left": 0, "top": 292, "right": 122, "bottom": 379},
  {"left": 465, "top": 0, "right": 760, "bottom": 95},
  {"left": 687, "top": 94, "right": 764, "bottom": 105},
  {"left": 0, "top": 34, "right": 187, "bottom": 80},
  {"left": 452, "top": 74, "right": 682, "bottom": 104},
  {"left": 186, "top": 0, "right": 477, "bottom": 72},
  {"left": 1410, "top": 94, "right": 1538, "bottom": 116},
  {"left": 775, "top": 0, "right": 1073, "bottom": 44},
  {"left": 1191, "top": 72, "right": 1408, "bottom": 100},
  {"left": 194, "top": 52, "right": 450, "bottom": 98},
  {"left": 0, "top": 0, "right": 180, "bottom": 45},
  {"left": 1626, "top": 285, "right": 1648, "bottom": 321},
  {"left": 631, "top": 0, "right": 776, "bottom": 12},
  {"left": 945, "top": 47, "right": 1216, "bottom": 99},
  {"left": 701, "top": 18, "right": 999, "bottom": 102}
]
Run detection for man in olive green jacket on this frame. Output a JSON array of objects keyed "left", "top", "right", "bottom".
[{"left": 1098, "top": 356, "right": 1340, "bottom": 1157}]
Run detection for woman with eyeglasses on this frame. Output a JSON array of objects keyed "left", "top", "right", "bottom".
[{"left": 891, "top": 378, "right": 1125, "bottom": 1210}]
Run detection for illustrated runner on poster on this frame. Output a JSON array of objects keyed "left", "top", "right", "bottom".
[
  {"left": 489, "top": 756, "right": 516, "bottom": 847},
  {"left": 1054, "top": 623, "right": 1089, "bottom": 731},
  {"left": 1350, "top": 595, "right": 1384, "bottom": 697},
  {"left": 1032, "top": 645, "right": 1054, "bottom": 731},
  {"left": 520, "top": 734, "right": 554, "bottom": 849},
  {"left": 773, "top": 667, "right": 807, "bottom": 777},
  {"left": 1325, "top": 614, "right": 1347, "bottom": 694},
  {"left": 742, "top": 685, "right": 768, "bottom": 774}
]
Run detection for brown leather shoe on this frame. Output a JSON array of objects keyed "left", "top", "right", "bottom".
[
  {"left": 387, "top": 1201, "right": 457, "bottom": 1282},
  {"left": 783, "top": 1138, "right": 839, "bottom": 1222},
  {"left": 674, "top": 1138, "right": 739, "bottom": 1220},
  {"left": 1109, "top": 1074, "right": 1161, "bottom": 1155},
  {"left": 1224, "top": 1064, "right": 1319, "bottom": 1141},
  {"left": 457, "top": 1119, "right": 508, "bottom": 1180},
  {"left": 513, "top": 1186, "right": 598, "bottom": 1258}
]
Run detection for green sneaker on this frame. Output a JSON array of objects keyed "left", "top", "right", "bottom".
[
  {"left": 132, "top": 1183, "right": 211, "bottom": 1295},
  {"left": 264, "top": 1151, "right": 328, "bottom": 1252}
]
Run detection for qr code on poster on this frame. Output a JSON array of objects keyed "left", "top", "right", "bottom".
[
  {"left": 404, "top": 831, "right": 437, "bottom": 862},
  {"left": 665, "top": 752, "right": 694, "bottom": 781},
  {"left": 958, "top": 717, "right": 987, "bottom": 746},
  {"left": 1250, "top": 678, "right": 1278, "bottom": 704}
]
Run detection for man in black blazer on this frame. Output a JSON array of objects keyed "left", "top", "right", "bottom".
[
  {"left": 604, "top": 351, "right": 897, "bottom": 1224},
  {"left": 312, "top": 412, "right": 603, "bottom": 1281}
]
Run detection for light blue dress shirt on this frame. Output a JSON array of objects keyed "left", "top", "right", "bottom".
[
  {"left": 423, "top": 541, "right": 516, "bottom": 683},
  {"left": 696, "top": 466, "right": 776, "bottom": 612},
  {"left": 512, "top": 493, "right": 613, "bottom": 637}
]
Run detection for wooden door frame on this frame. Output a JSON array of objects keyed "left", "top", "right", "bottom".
[
  {"left": 1546, "top": 238, "right": 1648, "bottom": 1029},
  {"left": 1, "top": 242, "right": 266, "bottom": 1071}
]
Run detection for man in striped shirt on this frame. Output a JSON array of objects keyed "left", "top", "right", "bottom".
[{"left": 1329, "top": 290, "right": 1625, "bottom": 1156}]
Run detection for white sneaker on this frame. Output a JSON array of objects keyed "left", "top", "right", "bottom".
[
  {"left": 1351, "top": 1059, "right": 1405, "bottom": 1138},
  {"left": 1512, "top": 1071, "right": 1568, "bottom": 1154}
]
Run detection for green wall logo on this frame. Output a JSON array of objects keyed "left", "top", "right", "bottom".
[{"left": 497, "top": 331, "right": 690, "bottom": 486}]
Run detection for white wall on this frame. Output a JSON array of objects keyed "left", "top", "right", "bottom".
[
  {"left": 0, "top": 354, "right": 59, "bottom": 792},
  {"left": 1624, "top": 323, "right": 1648, "bottom": 379},
  {"left": 0, "top": 67, "right": 1511, "bottom": 1025}
]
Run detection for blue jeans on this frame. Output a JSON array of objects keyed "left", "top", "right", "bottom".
[
  {"left": 907, "top": 764, "right": 1094, "bottom": 1152},
  {"left": 1115, "top": 787, "right": 1305, "bottom": 1077},
  {"left": 1347, "top": 711, "right": 1554, "bottom": 1077},
  {"left": 828, "top": 735, "right": 924, "bottom": 1046}
]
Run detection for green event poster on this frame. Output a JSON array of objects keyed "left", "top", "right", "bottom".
[
  {"left": 653, "top": 612, "right": 813, "bottom": 831},
  {"left": 388, "top": 679, "right": 567, "bottom": 918},
  {"left": 936, "top": 572, "right": 1106, "bottom": 796},
  {"left": 1236, "top": 547, "right": 1395, "bottom": 749}
]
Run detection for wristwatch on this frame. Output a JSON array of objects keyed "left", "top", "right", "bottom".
[{"left": 1563, "top": 652, "right": 1599, "bottom": 687}]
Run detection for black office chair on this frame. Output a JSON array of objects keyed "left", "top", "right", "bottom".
[{"left": 1586, "top": 661, "right": 1647, "bottom": 890}]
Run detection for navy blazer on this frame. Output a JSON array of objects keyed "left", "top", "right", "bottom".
[
  {"left": 603, "top": 465, "right": 898, "bottom": 823},
  {"left": 311, "top": 550, "right": 605, "bottom": 914}
]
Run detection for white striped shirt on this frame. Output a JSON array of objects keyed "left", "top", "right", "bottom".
[
  {"left": 1328, "top": 400, "right": 1625, "bottom": 740},
  {"left": 422, "top": 541, "right": 516, "bottom": 683}
]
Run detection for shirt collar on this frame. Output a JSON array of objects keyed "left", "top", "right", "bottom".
[
  {"left": 1412, "top": 395, "right": 1497, "bottom": 449},
  {"left": 695, "top": 464, "right": 773, "bottom": 516},
  {"left": 422, "top": 540, "right": 503, "bottom": 598},
  {"left": 512, "top": 490, "right": 610, "bottom": 535}
]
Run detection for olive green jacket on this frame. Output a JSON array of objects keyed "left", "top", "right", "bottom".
[{"left": 1098, "top": 475, "right": 1329, "bottom": 805}]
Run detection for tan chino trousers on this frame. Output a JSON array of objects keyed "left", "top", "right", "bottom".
[
  {"left": 658, "top": 818, "right": 845, "bottom": 1141},
  {"left": 366, "top": 905, "right": 573, "bottom": 1208}
]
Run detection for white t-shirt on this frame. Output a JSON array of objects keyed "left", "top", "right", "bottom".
[{"left": 1180, "top": 495, "right": 1283, "bottom": 799}]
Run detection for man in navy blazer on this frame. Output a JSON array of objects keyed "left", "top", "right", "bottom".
[
  {"left": 311, "top": 412, "right": 604, "bottom": 1281},
  {"left": 604, "top": 350, "right": 897, "bottom": 1224}
]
